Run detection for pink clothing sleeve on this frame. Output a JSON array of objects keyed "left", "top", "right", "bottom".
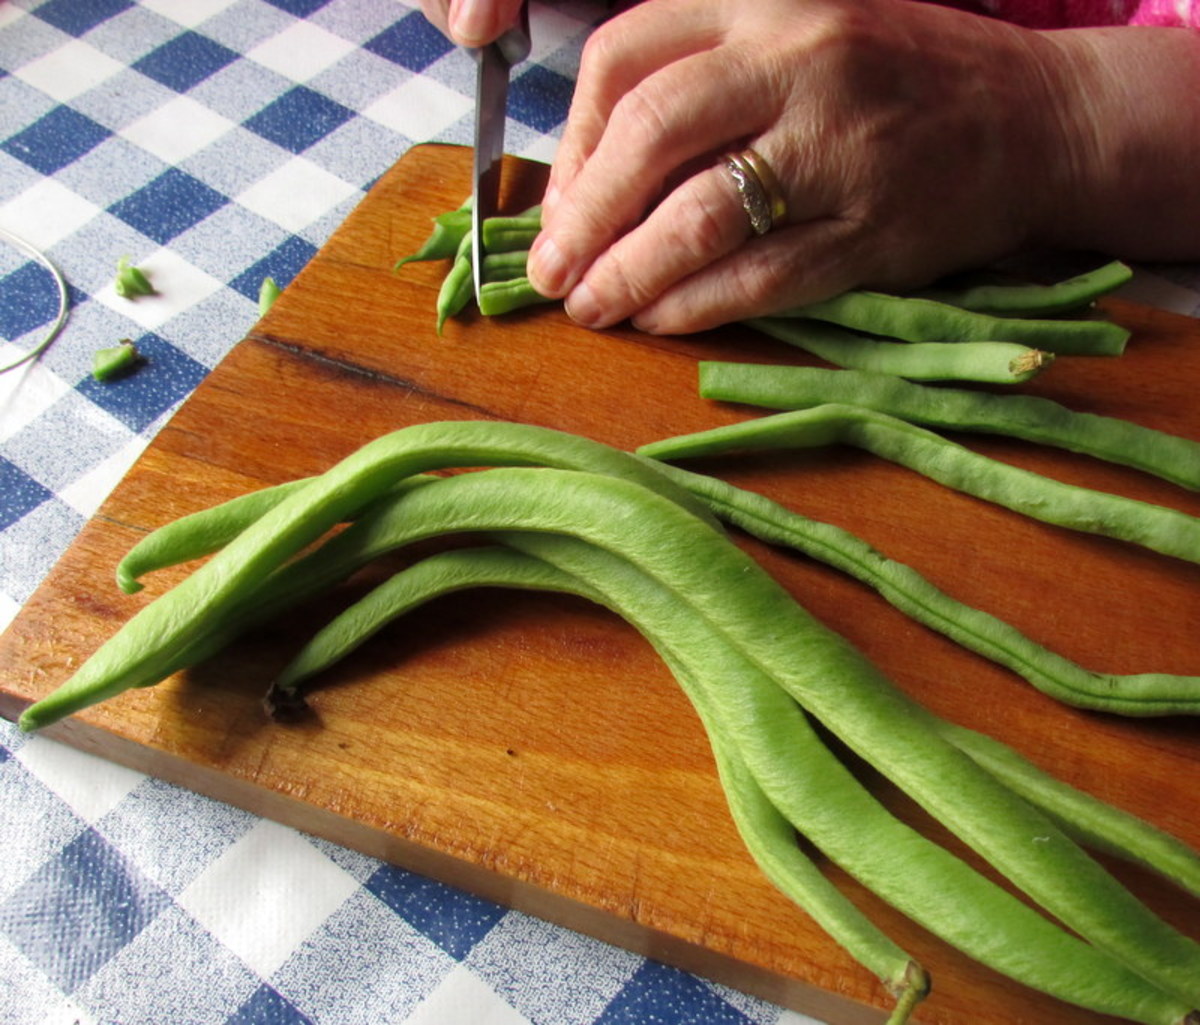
[{"left": 969, "top": 0, "right": 1199, "bottom": 27}]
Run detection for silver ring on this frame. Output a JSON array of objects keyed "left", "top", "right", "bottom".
[{"left": 723, "top": 148, "right": 787, "bottom": 237}]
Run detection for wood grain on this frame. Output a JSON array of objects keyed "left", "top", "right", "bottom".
[{"left": 2, "top": 142, "right": 1198, "bottom": 1024}]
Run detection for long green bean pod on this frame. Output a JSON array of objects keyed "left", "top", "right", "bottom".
[
  {"left": 697, "top": 364, "right": 1200, "bottom": 491},
  {"left": 638, "top": 404, "right": 1200, "bottom": 568},
  {"left": 229, "top": 472, "right": 1200, "bottom": 1017},
  {"left": 911, "top": 260, "right": 1133, "bottom": 316},
  {"left": 263, "top": 543, "right": 928, "bottom": 1017},
  {"left": 781, "top": 289, "right": 1130, "bottom": 356},
  {"left": 263, "top": 518, "right": 1182, "bottom": 1022},
  {"left": 18, "top": 422, "right": 715, "bottom": 732},
  {"left": 744, "top": 317, "right": 1051, "bottom": 385},
  {"left": 651, "top": 462, "right": 1200, "bottom": 714}
]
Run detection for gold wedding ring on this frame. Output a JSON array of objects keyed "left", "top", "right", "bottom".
[{"left": 724, "top": 147, "right": 787, "bottom": 236}]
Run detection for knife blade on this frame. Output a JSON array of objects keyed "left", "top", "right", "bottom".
[{"left": 471, "top": 1, "right": 531, "bottom": 300}]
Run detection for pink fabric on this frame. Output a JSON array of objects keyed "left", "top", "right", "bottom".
[{"left": 971, "top": 0, "right": 1198, "bottom": 26}]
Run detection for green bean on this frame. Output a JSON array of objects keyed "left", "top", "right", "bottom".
[
  {"left": 24, "top": 432, "right": 1200, "bottom": 1011},
  {"left": 257, "top": 276, "right": 281, "bottom": 316},
  {"left": 650, "top": 461, "right": 1200, "bottom": 715},
  {"left": 114, "top": 256, "right": 154, "bottom": 298},
  {"left": 478, "top": 276, "right": 553, "bottom": 317},
  {"left": 395, "top": 199, "right": 472, "bottom": 269},
  {"left": 18, "top": 422, "right": 715, "bottom": 732},
  {"left": 912, "top": 260, "right": 1133, "bottom": 316},
  {"left": 744, "top": 317, "right": 1052, "bottom": 385},
  {"left": 779, "top": 289, "right": 1130, "bottom": 356},
  {"left": 697, "top": 364, "right": 1200, "bottom": 491},
  {"left": 481, "top": 211, "right": 541, "bottom": 253},
  {"left": 481, "top": 250, "right": 530, "bottom": 283},
  {"left": 638, "top": 404, "right": 1200, "bottom": 568},
  {"left": 268, "top": 541, "right": 928, "bottom": 1015},
  {"left": 244, "top": 471, "right": 1200, "bottom": 1014},
  {"left": 266, "top": 515, "right": 1179, "bottom": 1022},
  {"left": 91, "top": 340, "right": 142, "bottom": 382},
  {"left": 435, "top": 232, "right": 474, "bottom": 333},
  {"left": 117, "top": 478, "right": 316, "bottom": 593},
  {"left": 942, "top": 723, "right": 1200, "bottom": 899}
]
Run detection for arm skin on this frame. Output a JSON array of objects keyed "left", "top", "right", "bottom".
[{"left": 509, "top": 0, "right": 1200, "bottom": 333}]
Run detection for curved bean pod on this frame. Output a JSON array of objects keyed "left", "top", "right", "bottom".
[
  {"left": 638, "top": 404, "right": 1200, "bottom": 568},
  {"left": 658, "top": 461, "right": 1200, "bottom": 714},
  {"left": 18, "top": 422, "right": 716, "bottom": 733},
  {"left": 243, "top": 475, "right": 1200, "bottom": 1017},
  {"left": 214, "top": 466, "right": 1200, "bottom": 1006},
  {"left": 264, "top": 543, "right": 927, "bottom": 1014},
  {"left": 696, "top": 364, "right": 1200, "bottom": 491},
  {"left": 782, "top": 290, "right": 1130, "bottom": 356},
  {"left": 912, "top": 260, "right": 1133, "bottom": 316},
  {"left": 744, "top": 317, "right": 1051, "bottom": 385}
]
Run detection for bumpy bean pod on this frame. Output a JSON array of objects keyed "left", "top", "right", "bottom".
[
  {"left": 912, "top": 260, "right": 1133, "bottom": 315},
  {"left": 237, "top": 469, "right": 1200, "bottom": 1018},
  {"left": 783, "top": 289, "right": 1130, "bottom": 356},
  {"left": 264, "top": 543, "right": 928, "bottom": 1017},
  {"left": 653, "top": 460, "right": 1200, "bottom": 715},
  {"left": 744, "top": 317, "right": 1051, "bottom": 385},
  {"left": 18, "top": 422, "right": 715, "bottom": 732},
  {"left": 638, "top": 404, "right": 1200, "bottom": 568},
  {"left": 697, "top": 364, "right": 1200, "bottom": 491}
]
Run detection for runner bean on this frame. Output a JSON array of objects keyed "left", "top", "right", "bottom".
[
  {"left": 744, "top": 317, "right": 1051, "bottom": 384},
  {"left": 638, "top": 404, "right": 1200, "bottom": 567},
  {"left": 912, "top": 260, "right": 1132, "bottom": 316},
  {"left": 697, "top": 364, "right": 1200, "bottom": 490}
]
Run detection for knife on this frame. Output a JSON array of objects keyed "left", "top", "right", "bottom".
[{"left": 471, "top": 1, "right": 532, "bottom": 300}]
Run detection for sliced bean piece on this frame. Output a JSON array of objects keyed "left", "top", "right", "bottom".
[
  {"left": 652, "top": 461, "right": 1200, "bottom": 715},
  {"left": 481, "top": 250, "right": 530, "bottom": 283},
  {"left": 744, "top": 317, "right": 1051, "bottom": 385},
  {"left": 697, "top": 364, "right": 1200, "bottom": 491},
  {"left": 481, "top": 212, "right": 541, "bottom": 253},
  {"left": 478, "top": 277, "right": 553, "bottom": 317},
  {"left": 781, "top": 289, "right": 1130, "bottom": 356},
  {"left": 912, "top": 260, "right": 1133, "bottom": 316},
  {"left": 638, "top": 404, "right": 1200, "bottom": 568}
]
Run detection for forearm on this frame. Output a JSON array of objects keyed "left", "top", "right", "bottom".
[{"left": 1034, "top": 25, "right": 1200, "bottom": 260}]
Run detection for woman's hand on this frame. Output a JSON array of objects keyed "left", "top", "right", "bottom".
[
  {"left": 526, "top": 0, "right": 1200, "bottom": 333},
  {"left": 417, "top": 0, "right": 527, "bottom": 46}
]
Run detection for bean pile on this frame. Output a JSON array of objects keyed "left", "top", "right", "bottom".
[
  {"left": 18, "top": 205, "right": 1199, "bottom": 1023},
  {"left": 17, "top": 419, "right": 1200, "bottom": 1025}
]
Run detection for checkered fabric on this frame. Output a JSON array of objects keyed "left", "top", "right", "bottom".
[
  {"left": 0, "top": 1, "right": 827, "bottom": 1023},
  {"left": 3, "top": 2, "right": 1199, "bottom": 1023}
]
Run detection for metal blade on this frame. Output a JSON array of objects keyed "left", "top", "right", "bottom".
[{"left": 471, "top": 3, "right": 530, "bottom": 300}]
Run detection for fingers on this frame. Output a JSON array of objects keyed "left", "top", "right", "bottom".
[
  {"left": 544, "top": 0, "right": 727, "bottom": 215},
  {"left": 562, "top": 153, "right": 833, "bottom": 329},
  {"left": 530, "top": 46, "right": 782, "bottom": 299},
  {"left": 418, "top": 0, "right": 526, "bottom": 47},
  {"left": 632, "top": 218, "right": 869, "bottom": 335}
]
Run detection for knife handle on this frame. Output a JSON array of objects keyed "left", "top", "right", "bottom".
[{"left": 496, "top": 0, "right": 531, "bottom": 66}]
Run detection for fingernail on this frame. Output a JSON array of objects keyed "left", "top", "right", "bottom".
[
  {"left": 565, "top": 281, "right": 604, "bottom": 327},
  {"left": 450, "top": 0, "right": 494, "bottom": 46},
  {"left": 528, "top": 234, "right": 571, "bottom": 297}
]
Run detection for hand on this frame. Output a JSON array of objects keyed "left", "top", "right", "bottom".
[
  {"left": 417, "top": 0, "right": 527, "bottom": 46},
  {"left": 522, "top": 0, "right": 1103, "bottom": 332}
]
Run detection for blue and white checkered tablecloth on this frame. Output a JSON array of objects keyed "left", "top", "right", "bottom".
[
  {"left": 2, "top": 2, "right": 1199, "bottom": 1023},
  {"left": 0, "top": 2, "right": 830, "bottom": 1023}
]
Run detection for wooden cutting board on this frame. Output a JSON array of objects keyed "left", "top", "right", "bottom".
[{"left": 2, "top": 142, "right": 1198, "bottom": 1024}]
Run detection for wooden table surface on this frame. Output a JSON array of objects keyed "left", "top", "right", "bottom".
[{"left": 2, "top": 142, "right": 1198, "bottom": 1024}]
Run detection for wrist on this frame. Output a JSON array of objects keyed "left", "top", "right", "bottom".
[{"left": 1027, "top": 26, "right": 1200, "bottom": 260}]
